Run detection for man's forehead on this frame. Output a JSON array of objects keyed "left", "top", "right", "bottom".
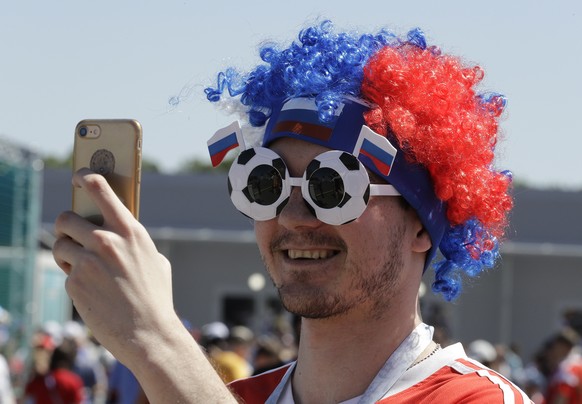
[{"left": 267, "top": 137, "right": 333, "bottom": 174}]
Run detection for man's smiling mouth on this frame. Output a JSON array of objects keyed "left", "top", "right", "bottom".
[{"left": 287, "top": 250, "right": 339, "bottom": 260}]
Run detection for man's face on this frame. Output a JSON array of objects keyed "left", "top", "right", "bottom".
[{"left": 254, "top": 137, "right": 425, "bottom": 320}]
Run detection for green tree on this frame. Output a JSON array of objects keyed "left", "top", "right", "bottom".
[{"left": 42, "top": 151, "right": 73, "bottom": 169}]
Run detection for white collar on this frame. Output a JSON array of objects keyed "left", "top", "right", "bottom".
[{"left": 266, "top": 323, "right": 434, "bottom": 404}]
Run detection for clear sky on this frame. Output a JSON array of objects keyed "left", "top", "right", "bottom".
[{"left": 1, "top": 0, "right": 580, "bottom": 189}]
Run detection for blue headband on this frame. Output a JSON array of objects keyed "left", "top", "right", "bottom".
[{"left": 262, "top": 97, "right": 448, "bottom": 270}]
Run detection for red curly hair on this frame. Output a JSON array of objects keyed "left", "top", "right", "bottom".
[{"left": 362, "top": 44, "right": 512, "bottom": 242}]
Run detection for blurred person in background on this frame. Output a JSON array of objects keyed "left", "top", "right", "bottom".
[
  {"left": 211, "top": 326, "right": 255, "bottom": 384},
  {"left": 251, "top": 335, "right": 290, "bottom": 376},
  {"left": 62, "top": 321, "right": 108, "bottom": 404},
  {"left": 522, "top": 349, "right": 547, "bottom": 404},
  {"left": 544, "top": 328, "right": 582, "bottom": 404},
  {"left": 466, "top": 339, "right": 498, "bottom": 370},
  {"left": 0, "top": 350, "right": 14, "bottom": 404},
  {"left": 106, "top": 360, "right": 145, "bottom": 404},
  {"left": 497, "top": 343, "right": 526, "bottom": 388},
  {"left": 199, "top": 321, "right": 230, "bottom": 372},
  {"left": 0, "top": 306, "right": 15, "bottom": 404},
  {"left": 24, "top": 338, "right": 84, "bottom": 404},
  {"left": 26, "top": 333, "right": 57, "bottom": 387}
]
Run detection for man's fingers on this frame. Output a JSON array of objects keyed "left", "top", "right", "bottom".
[
  {"left": 52, "top": 236, "right": 83, "bottom": 275},
  {"left": 72, "top": 168, "right": 133, "bottom": 231},
  {"left": 54, "top": 210, "right": 100, "bottom": 248}
]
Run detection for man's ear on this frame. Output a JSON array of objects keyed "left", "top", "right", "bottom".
[{"left": 412, "top": 226, "right": 432, "bottom": 253}]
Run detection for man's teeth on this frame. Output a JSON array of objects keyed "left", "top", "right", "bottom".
[{"left": 287, "top": 250, "right": 333, "bottom": 260}]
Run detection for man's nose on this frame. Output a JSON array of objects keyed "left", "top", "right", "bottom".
[{"left": 277, "top": 186, "right": 321, "bottom": 229}]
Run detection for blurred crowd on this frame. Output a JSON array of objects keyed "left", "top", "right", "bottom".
[
  {"left": 0, "top": 306, "right": 299, "bottom": 404},
  {"left": 1, "top": 303, "right": 582, "bottom": 404},
  {"left": 433, "top": 325, "right": 582, "bottom": 404}
]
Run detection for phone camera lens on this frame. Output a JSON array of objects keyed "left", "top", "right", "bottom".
[{"left": 79, "top": 127, "right": 88, "bottom": 137}]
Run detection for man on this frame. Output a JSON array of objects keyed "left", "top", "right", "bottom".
[
  {"left": 544, "top": 328, "right": 582, "bottom": 403},
  {"left": 24, "top": 339, "right": 85, "bottom": 404},
  {"left": 53, "top": 21, "right": 528, "bottom": 403}
]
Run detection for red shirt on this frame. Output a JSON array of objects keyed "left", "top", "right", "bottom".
[
  {"left": 229, "top": 344, "right": 531, "bottom": 403},
  {"left": 25, "top": 369, "right": 84, "bottom": 404}
]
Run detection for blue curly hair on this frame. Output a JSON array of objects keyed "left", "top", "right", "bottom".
[{"left": 205, "top": 21, "right": 404, "bottom": 126}]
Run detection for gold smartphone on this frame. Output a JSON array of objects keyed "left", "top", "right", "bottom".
[{"left": 72, "top": 119, "right": 142, "bottom": 224}]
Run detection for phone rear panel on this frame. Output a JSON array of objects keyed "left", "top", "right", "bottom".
[{"left": 72, "top": 119, "right": 142, "bottom": 224}]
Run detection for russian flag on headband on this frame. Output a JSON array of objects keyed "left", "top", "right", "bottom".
[
  {"left": 354, "top": 125, "right": 397, "bottom": 177},
  {"left": 270, "top": 98, "right": 342, "bottom": 142},
  {"left": 207, "top": 121, "right": 244, "bottom": 167}
]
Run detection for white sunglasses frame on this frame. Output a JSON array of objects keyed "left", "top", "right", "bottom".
[{"left": 228, "top": 148, "right": 401, "bottom": 225}]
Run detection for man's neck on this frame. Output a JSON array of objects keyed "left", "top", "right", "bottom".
[{"left": 292, "top": 303, "right": 421, "bottom": 404}]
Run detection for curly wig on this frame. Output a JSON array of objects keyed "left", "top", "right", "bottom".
[{"left": 204, "top": 21, "right": 513, "bottom": 301}]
